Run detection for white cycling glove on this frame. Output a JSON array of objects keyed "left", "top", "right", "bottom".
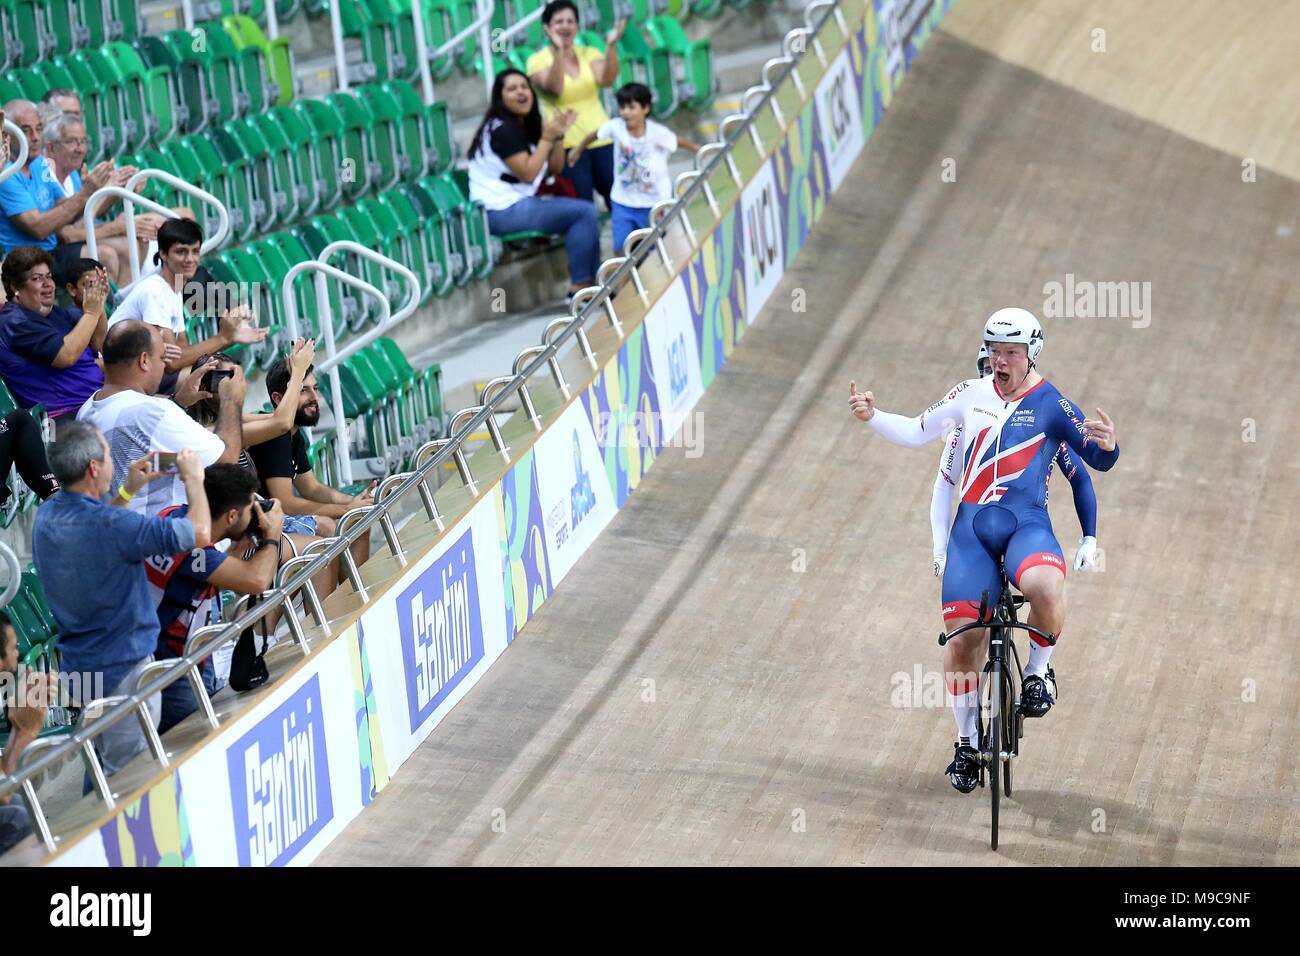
[
  {"left": 1074, "top": 536, "right": 1099, "bottom": 572},
  {"left": 933, "top": 554, "right": 946, "bottom": 578}
]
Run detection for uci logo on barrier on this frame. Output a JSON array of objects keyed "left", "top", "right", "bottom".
[
  {"left": 226, "top": 674, "right": 334, "bottom": 867},
  {"left": 825, "top": 71, "right": 851, "bottom": 149},
  {"left": 668, "top": 333, "right": 690, "bottom": 402},
  {"left": 746, "top": 180, "right": 781, "bottom": 282},
  {"left": 398, "top": 527, "right": 485, "bottom": 732}
]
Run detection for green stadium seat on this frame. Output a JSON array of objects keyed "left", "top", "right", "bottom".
[
  {"left": 105, "top": 0, "right": 143, "bottom": 43},
  {"left": 398, "top": 180, "right": 454, "bottom": 298},
  {"left": 354, "top": 82, "right": 421, "bottom": 184},
  {"left": 375, "top": 190, "right": 437, "bottom": 302},
  {"left": 220, "top": 117, "right": 282, "bottom": 233},
  {"left": 261, "top": 229, "right": 347, "bottom": 343},
  {"left": 334, "top": 87, "right": 402, "bottom": 192},
  {"left": 298, "top": 213, "right": 376, "bottom": 329},
  {"left": 135, "top": 32, "right": 216, "bottom": 136},
  {"left": 592, "top": 26, "right": 677, "bottom": 117},
  {"left": 339, "top": 0, "right": 419, "bottom": 84},
  {"left": 100, "top": 41, "right": 177, "bottom": 147},
  {"left": 292, "top": 98, "right": 347, "bottom": 211},
  {"left": 0, "top": 0, "right": 52, "bottom": 68},
  {"left": 69, "top": 0, "right": 111, "bottom": 50},
  {"left": 441, "top": 170, "right": 494, "bottom": 281},
  {"left": 322, "top": 91, "right": 379, "bottom": 201},
  {"left": 334, "top": 204, "right": 393, "bottom": 329},
  {"left": 189, "top": 20, "right": 260, "bottom": 124},
  {"left": 205, "top": 126, "right": 266, "bottom": 240},
  {"left": 221, "top": 14, "right": 294, "bottom": 108},
  {"left": 67, "top": 49, "right": 132, "bottom": 156},
  {"left": 264, "top": 105, "right": 323, "bottom": 220},
  {"left": 644, "top": 16, "right": 714, "bottom": 112},
  {"left": 407, "top": 0, "right": 457, "bottom": 82}
]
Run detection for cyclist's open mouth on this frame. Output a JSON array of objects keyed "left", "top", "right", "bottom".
[{"left": 996, "top": 371, "right": 1011, "bottom": 387}]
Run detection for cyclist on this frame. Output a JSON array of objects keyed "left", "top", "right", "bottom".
[
  {"left": 849, "top": 308, "right": 1119, "bottom": 793},
  {"left": 931, "top": 345, "right": 1100, "bottom": 579}
]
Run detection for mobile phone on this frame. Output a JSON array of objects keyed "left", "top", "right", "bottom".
[
  {"left": 151, "top": 451, "right": 179, "bottom": 474},
  {"left": 201, "top": 368, "right": 235, "bottom": 394}
]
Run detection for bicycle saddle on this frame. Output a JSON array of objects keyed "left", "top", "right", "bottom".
[{"left": 972, "top": 504, "right": 1018, "bottom": 560}]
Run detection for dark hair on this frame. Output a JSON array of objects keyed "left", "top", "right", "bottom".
[
  {"left": 468, "top": 69, "right": 542, "bottom": 160},
  {"left": 615, "top": 82, "right": 653, "bottom": 110},
  {"left": 64, "top": 257, "right": 104, "bottom": 290},
  {"left": 204, "top": 463, "right": 259, "bottom": 518},
  {"left": 155, "top": 217, "right": 203, "bottom": 260},
  {"left": 541, "top": 0, "right": 579, "bottom": 25},
  {"left": 187, "top": 351, "right": 240, "bottom": 426},
  {"left": 0, "top": 609, "right": 13, "bottom": 660},
  {"left": 1, "top": 246, "right": 55, "bottom": 299},
  {"left": 101, "top": 320, "right": 156, "bottom": 367},
  {"left": 265, "top": 355, "right": 313, "bottom": 404}
]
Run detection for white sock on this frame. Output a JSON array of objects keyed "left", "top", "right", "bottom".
[
  {"left": 949, "top": 690, "right": 979, "bottom": 743},
  {"left": 1026, "top": 637, "right": 1056, "bottom": 679}
]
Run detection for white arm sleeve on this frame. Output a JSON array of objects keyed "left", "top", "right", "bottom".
[
  {"left": 930, "top": 470, "right": 954, "bottom": 558},
  {"left": 866, "top": 381, "right": 972, "bottom": 448}
]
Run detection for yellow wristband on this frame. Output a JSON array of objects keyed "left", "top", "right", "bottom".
[{"left": 117, "top": 485, "right": 135, "bottom": 503}]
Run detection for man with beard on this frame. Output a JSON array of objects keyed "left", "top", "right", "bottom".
[
  {"left": 147, "top": 464, "right": 285, "bottom": 732},
  {"left": 248, "top": 355, "right": 375, "bottom": 565}
]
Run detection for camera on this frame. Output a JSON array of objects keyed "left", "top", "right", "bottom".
[
  {"left": 202, "top": 367, "right": 235, "bottom": 395},
  {"left": 249, "top": 497, "right": 277, "bottom": 540}
]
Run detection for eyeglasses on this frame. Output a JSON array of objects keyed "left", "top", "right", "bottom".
[
  {"left": 55, "top": 138, "right": 91, "bottom": 149},
  {"left": 23, "top": 272, "right": 55, "bottom": 286}
]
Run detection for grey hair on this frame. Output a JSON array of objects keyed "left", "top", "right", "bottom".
[
  {"left": 43, "top": 111, "right": 85, "bottom": 145},
  {"left": 47, "top": 421, "right": 107, "bottom": 487},
  {"left": 1, "top": 98, "right": 37, "bottom": 116}
]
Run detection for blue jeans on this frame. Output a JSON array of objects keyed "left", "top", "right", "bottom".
[
  {"left": 564, "top": 143, "right": 614, "bottom": 209},
  {"left": 158, "top": 657, "right": 220, "bottom": 735},
  {"left": 488, "top": 196, "right": 600, "bottom": 286},
  {"left": 611, "top": 202, "right": 650, "bottom": 254}
]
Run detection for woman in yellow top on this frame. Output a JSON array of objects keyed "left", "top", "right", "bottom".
[{"left": 526, "top": 1, "right": 626, "bottom": 208}]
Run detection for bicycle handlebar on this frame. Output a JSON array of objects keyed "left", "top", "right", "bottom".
[{"left": 938, "top": 617, "right": 1056, "bottom": 648}]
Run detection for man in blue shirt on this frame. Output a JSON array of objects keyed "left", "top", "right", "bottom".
[
  {"left": 32, "top": 421, "right": 212, "bottom": 777},
  {"left": 0, "top": 100, "right": 115, "bottom": 282},
  {"left": 148, "top": 464, "right": 285, "bottom": 732},
  {"left": 0, "top": 247, "right": 106, "bottom": 417}
]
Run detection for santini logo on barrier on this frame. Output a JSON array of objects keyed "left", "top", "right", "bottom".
[
  {"left": 668, "top": 332, "right": 690, "bottom": 402},
  {"left": 398, "top": 527, "right": 485, "bottom": 731},
  {"left": 226, "top": 674, "right": 333, "bottom": 867}
]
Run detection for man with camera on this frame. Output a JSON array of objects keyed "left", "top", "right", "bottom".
[
  {"left": 146, "top": 464, "right": 286, "bottom": 733},
  {"left": 77, "top": 320, "right": 242, "bottom": 516}
]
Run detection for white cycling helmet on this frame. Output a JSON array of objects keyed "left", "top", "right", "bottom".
[
  {"left": 982, "top": 307, "right": 1044, "bottom": 366},
  {"left": 976, "top": 344, "right": 990, "bottom": 377}
]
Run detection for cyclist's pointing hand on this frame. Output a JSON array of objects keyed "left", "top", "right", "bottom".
[
  {"left": 849, "top": 380, "right": 875, "bottom": 422},
  {"left": 1082, "top": 407, "right": 1116, "bottom": 451},
  {"left": 1074, "top": 536, "right": 1099, "bottom": 572}
]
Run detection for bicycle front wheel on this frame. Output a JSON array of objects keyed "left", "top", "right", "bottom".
[{"left": 988, "top": 659, "right": 1002, "bottom": 851}]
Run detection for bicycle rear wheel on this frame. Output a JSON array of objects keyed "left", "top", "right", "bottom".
[{"left": 987, "top": 659, "right": 1002, "bottom": 851}]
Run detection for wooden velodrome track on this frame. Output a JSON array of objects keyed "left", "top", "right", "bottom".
[{"left": 320, "top": 2, "right": 1300, "bottom": 865}]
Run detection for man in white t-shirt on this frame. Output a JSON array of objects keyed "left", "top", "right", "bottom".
[
  {"left": 109, "top": 217, "right": 268, "bottom": 392},
  {"left": 568, "top": 82, "right": 698, "bottom": 253},
  {"left": 77, "top": 320, "right": 244, "bottom": 516}
]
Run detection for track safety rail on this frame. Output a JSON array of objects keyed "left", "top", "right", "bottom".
[
  {"left": 0, "top": 0, "right": 845, "bottom": 857},
  {"left": 1, "top": 120, "right": 30, "bottom": 185}
]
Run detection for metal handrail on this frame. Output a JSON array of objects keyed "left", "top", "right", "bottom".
[
  {"left": 1, "top": 120, "right": 30, "bottom": 185},
  {"left": 0, "top": 541, "right": 20, "bottom": 609},
  {"left": 0, "top": 0, "right": 843, "bottom": 855},
  {"left": 282, "top": 242, "right": 420, "bottom": 484},
  {"left": 83, "top": 172, "right": 229, "bottom": 287}
]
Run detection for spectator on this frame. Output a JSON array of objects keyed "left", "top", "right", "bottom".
[
  {"left": 32, "top": 422, "right": 211, "bottom": 777},
  {"left": 0, "top": 100, "right": 128, "bottom": 286},
  {"left": 182, "top": 343, "right": 343, "bottom": 600},
  {"left": 38, "top": 89, "right": 81, "bottom": 123},
  {"left": 0, "top": 408, "right": 58, "bottom": 509},
  {"left": 77, "top": 320, "right": 241, "bottom": 515},
  {"left": 248, "top": 355, "right": 374, "bottom": 565},
  {"left": 0, "top": 246, "right": 106, "bottom": 418},
  {"left": 528, "top": 1, "right": 625, "bottom": 207},
  {"left": 149, "top": 464, "right": 286, "bottom": 733},
  {"left": 108, "top": 217, "right": 268, "bottom": 383},
  {"left": 467, "top": 70, "right": 598, "bottom": 297},
  {"left": 43, "top": 112, "right": 166, "bottom": 287},
  {"left": 0, "top": 611, "right": 52, "bottom": 856},
  {"left": 568, "top": 82, "right": 699, "bottom": 253}
]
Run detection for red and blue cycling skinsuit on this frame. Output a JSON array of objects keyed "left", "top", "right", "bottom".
[{"left": 869, "top": 377, "right": 1120, "bottom": 623}]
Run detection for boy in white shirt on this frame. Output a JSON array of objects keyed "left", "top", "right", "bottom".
[{"left": 568, "top": 82, "right": 698, "bottom": 253}]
